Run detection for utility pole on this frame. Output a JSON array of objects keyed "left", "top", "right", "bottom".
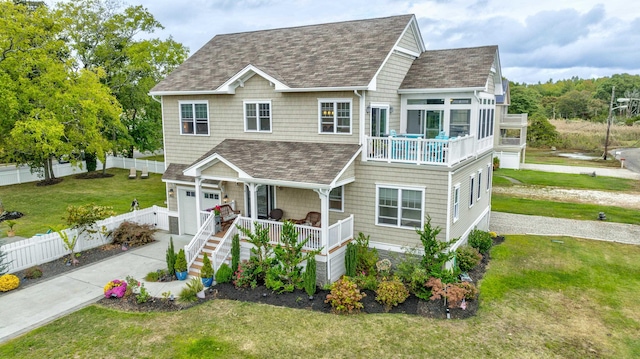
[{"left": 603, "top": 86, "right": 614, "bottom": 160}]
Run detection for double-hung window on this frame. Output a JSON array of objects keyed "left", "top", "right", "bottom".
[
  {"left": 244, "top": 101, "right": 271, "bottom": 132},
  {"left": 329, "top": 186, "right": 343, "bottom": 211},
  {"left": 319, "top": 99, "right": 351, "bottom": 134},
  {"left": 477, "top": 170, "right": 482, "bottom": 201},
  {"left": 453, "top": 184, "right": 460, "bottom": 222},
  {"left": 469, "top": 175, "right": 475, "bottom": 207},
  {"left": 376, "top": 185, "right": 424, "bottom": 228},
  {"left": 180, "top": 101, "right": 209, "bottom": 135}
]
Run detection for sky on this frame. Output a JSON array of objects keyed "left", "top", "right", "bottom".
[{"left": 48, "top": 0, "right": 640, "bottom": 84}]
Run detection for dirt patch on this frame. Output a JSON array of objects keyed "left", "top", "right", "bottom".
[
  {"left": 74, "top": 172, "right": 115, "bottom": 179},
  {"left": 35, "top": 178, "right": 63, "bottom": 186},
  {"left": 493, "top": 186, "right": 640, "bottom": 209}
]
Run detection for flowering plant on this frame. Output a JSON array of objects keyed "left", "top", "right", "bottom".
[
  {"left": 103, "top": 279, "right": 127, "bottom": 298},
  {"left": 214, "top": 205, "right": 221, "bottom": 216}
]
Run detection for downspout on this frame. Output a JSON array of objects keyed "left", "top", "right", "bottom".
[
  {"left": 354, "top": 90, "right": 365, "bottom": 146},
  {"left": 151, "top": 95, "right": 161, "bottom": 103}
]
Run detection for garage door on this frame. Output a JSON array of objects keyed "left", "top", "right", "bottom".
[{"left": 178, "top": 188, "right": 221, "bottom": 235}]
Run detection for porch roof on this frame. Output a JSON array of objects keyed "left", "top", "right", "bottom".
[
  {"left": 400, "top": 45, "right": 498, "bottom": 90},
  {"left": 162, "top": 163, "right": 219, "bottom": 186},
  {"left": 186, "top": 139, "right": 361, "bottom": 187}
]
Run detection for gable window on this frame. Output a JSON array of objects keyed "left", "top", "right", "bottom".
[
  {"left": 244, "top": 101, "right": 271, "bottom": 132},
  {"left": 319, "top": 99, "right": 351, "bottom": 134},
  {"left": 376, "top": 185, "right": 423, "bottom": 228},
  {"left": 180, "top": 101, "right": 209, "bottom": 135},
  {"left": 469, "top": 175, "right": 475, "bottom": 207},
  {"left": 453, "top": 184, "right": 460, "bottom": 222},
  {"left": 329, "top": 186, "right": 343, "bottom": 211},
  {"left": 477, "top": 170, "right": 482, "bottom": 200}
]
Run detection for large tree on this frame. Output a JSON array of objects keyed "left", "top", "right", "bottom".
[{"left": 57, "top": 0, "right": 188, "bottom": 158}]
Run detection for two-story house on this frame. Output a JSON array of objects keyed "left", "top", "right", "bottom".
[
  {"left": 494, "top": 80, "right": 528, "bottom": 169},
  {"left": 150, "top": 14, "right": 503, "bottom": 284}
]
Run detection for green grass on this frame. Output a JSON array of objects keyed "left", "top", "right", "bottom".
[
  {"left": 493, "top": 168, "right": 640, "bottom": 191},
  {"left": 0, "top": 168, "right": 166, "bottom": 238},
  {"left": 525, "top": 148, "right": 620, "bottom": 168},
  {"left": 491, "top": 194, "right": 640, "bottom": 224},
  {"left": 138, "top": 154, "right": 165, "bottom": 162},
  {"left": 2, "top": 235, "right": 639, "bottom": 358}
]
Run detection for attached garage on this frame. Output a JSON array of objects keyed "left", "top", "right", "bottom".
[{"left": 178, "top": 187, "right": 221, "bottom": 235}]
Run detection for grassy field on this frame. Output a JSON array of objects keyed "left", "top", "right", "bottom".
[
  {"left": 524, "top": 148, "right": 620, "bottom": 167},
  {"left": 493, "top": 168, "right": 640, "bottom": 191},
  {"left": 138, "top": 154, "right": 165, "bottom": 162},
  {"left": 1, "top": 235, "right": 638, "bottom": 358},
  {"left": 0, "top": 168, "right": 166, "bottom": 238}
]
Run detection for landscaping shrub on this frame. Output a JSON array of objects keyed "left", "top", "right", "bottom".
[
  {"left": 456, "top": 281, "right": 479, "bottom": 300},
  {"left": 345, "top": 242, "right": 357, "bottom": 277},
  {"left": 303, "top": 257, "right": 316, "bottom": 297},
  {"left": 200, "top": 253, "right": 214, "bottom": 279},
  {"left": 174, "top": 249, "right": 187, "bottom": 273},
  {"left": 418, "top": 216, "right": 457, "bottom": 281},
  {"left": 103, "top": 279, "right": 127, "bottom": 298},
  {"left": 468, "top": 229, "right": 493, "bottom": 254},
  {"left": 136, "top": 283, "right": 151, "bottom": 304},
  {"left": 216, "top": 263, "right": 233, "bottom": 284},
  {"left": 0, "top": 273, "right": 20, "bottom": 292},
  {"left": 394, "top": 250, "right": 431, "bottom": 300},
  {"left": 24, "top": 266, "right": 43, "bottom": 279},
  {"left": 237, "top": 222, "right": 275, "bottom": 284},
  {"left": 145, "top": 271, "right": 160, "bottom": 282},
  {"left": 456, "top": 245, "right": 482, "bottom": 272},
  {"left": 179, "top": 277, "right": 204, "bottom": 303},
  {"left": 166, "top": 237, "right": 177, "bottom": 277},
  {"left": 325, "top": 277, "right": 366, "bottom": 314},
  {"left": 426, "top": 277, "right": 476, "bottom": 309},
  {"left": 0, "top": 239, "right": 11, "bottom": 275},
  {"left": 375, "top": 276, "right": 409, "bottom": 312},
  {"left": 353, "top": 273, "right": 379, "bottom": 291},
  {"left": 111, "top": 221, "right": 157, "bottom": 247},
  {"left": 234, "top": 260, "right": 258, "bottom": 288},
  {"left": 375, "top": 258, "right": 392, "bottom": 278},
  {"left": 231, "top": 233, "right": 240, "bottom": 273},
  {"left": 354, "top": 232, "right": 378, "bottom": 276}
]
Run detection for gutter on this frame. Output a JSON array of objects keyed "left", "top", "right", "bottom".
[{"left": 354, "top": 90, "right": 365, "bottom": 146}]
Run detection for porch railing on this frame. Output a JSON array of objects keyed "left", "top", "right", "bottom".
[
  {"left": 327, "top": 215, "right": 354, "bottom": 251},
  {"left": 501, "top": 114, "right": 528, "bottom": 126},
  {"left": 209, "top": 217, "right": 240, "bottom": 273},
  {"left": 184, "top": 210, "right": 215, "bottom": 269},
  {"left": 364, "top": 134, "right": 483, "bottom": 166}
]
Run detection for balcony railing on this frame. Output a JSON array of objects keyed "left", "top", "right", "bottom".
[
  {"left": 364, "top": 134, "right": 489, "bottom": 166},
  {"left": 501, "top": 114, "right": 528, "bottom": 126},
  {"left": 498, "top": 137, "right": 526, "bottom": 147}
]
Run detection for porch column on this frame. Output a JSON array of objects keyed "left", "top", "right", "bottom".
[
  {"left": 246, "top": 182, "right": 260, "bottom": 221},
  {"left": 195, "top": 177, "right": 203, "bottom": 228},
  {"left": 314, "top": 189, "right": 330, "bottom": 255}
]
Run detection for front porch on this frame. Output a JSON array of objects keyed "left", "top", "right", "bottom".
[{"left": 185, "top": 212, "right": 354, "bottom": 283}]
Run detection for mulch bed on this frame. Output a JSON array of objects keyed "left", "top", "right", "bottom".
[
  {"left": 74, "top": 172, "right": 115, "bottom": 179},
  {"left": 97, "top": 237, "right": 505, "bottom": 319}
]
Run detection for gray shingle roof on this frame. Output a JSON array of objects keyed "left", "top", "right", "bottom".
[
  {"left": 400, "top": 45, "right": 498, "bottom": 90},
  {"left": 151, "top": 15, "right": 415, "bottom": 93},
  {"left": 162, "top": 163, "right": 218, "bottom": 185},
  {"left": 188, "top": 139, "right": 361, "bottom": 185}
]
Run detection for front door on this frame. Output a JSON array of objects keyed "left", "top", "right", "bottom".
[
  {"left": 371, "top": 106, "right": 388, "bottom": 137},
  {"left": 246, "top": 185, "right": 275, "bottom": 219}
]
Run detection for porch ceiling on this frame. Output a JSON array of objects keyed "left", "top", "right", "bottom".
[{"left": 188, "top": 139, "right": 361, "bottom": 186}]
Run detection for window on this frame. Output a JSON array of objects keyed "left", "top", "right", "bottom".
[
  {"left": 204, "top": 193, "right": 219, "bottom": 200},
  {"left": 329, "top": 186, "right": 343, "bottom": 211},
  {"left": 449, "top": 109, "right": 470, "bottom": 137},
  {"left": 453, "top": 184, "right": 460, "bottom": 222},
  {"left": 186, "top": 191, "right": 196, "bottom": 197},
  {"left": 487, "top": 164, "right": 492, "bottom": 191},
  {"left": 469, "top": 175, "right": 475, "bottom": 207},
  {"left": 319, "top": 99, "right": 351, "bottom": 134},
  {"left": 180, "top": 101, "right": 209, "bottom": 135},
  {"left": 244, "top": 101, "right": 271, "bottom": 132},
  {"left": 477, "top": 170, "right": 482, "bottom": 200},
  {"left": 377, "top": 185, "right": 423, "bottom": 228}
]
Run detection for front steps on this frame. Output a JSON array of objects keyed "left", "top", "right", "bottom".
[{"left": 188, "top": 236, "right": 223, "bottom": 277}]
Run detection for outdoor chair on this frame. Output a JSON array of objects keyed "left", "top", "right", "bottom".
[
  {"left": 140, "top": 166, "right": 149, "bottom": 179},
  {"left": 268, "top": 208, "right": 283, "bottom": 221},
  {"left": 128, "top": 167, "right": 136, "bottom": 179},
  {"left": 294, "top": 211, "right": 321, "bottom": 227},
  {"left": 219, "top": 204, "right": 240, "bottom": 231}
]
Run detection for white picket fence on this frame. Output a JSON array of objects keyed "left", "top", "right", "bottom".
[
  {"left": 2, "top": 205, "right": 170, "bottom": 273},
  {"left": 0, "top": 156, "right": 166, "bottom": 187}
]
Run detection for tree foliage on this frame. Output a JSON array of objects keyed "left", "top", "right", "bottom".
[{"left": 527, "top": 113, "right": 559, "bottom": 148}]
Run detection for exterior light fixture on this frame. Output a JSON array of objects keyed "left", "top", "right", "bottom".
[
  {"left": 223, "top": 194, "right": 229, "bottom": 203},
  {"left": 168, "top": 188, "right": 175, "bottom": 197}
]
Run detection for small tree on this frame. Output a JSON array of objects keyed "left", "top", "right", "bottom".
[
  {"left": 200, "top": 253, "right": 214, "bottom": 279},
  {"left": 166, "top": 237, "right": 177, "bottom": 277},
  {"left": 304, "top": 256, "right": 317, "bottom": 297},
  {"left": 417, "top": 216, "right": 455, "bottom": 280},
  {"left": 237, "top": 222, "right": 274, "bottom": 282},
  {"left": 52, "top": 204, "right": 115, "bottom": 264},
  {"left": 345, "top": 242, "right": 357, "bottom": 277},
  {"left": 174, "top": 249, "right": 187, "bottom": 273},
  {"left": 0, "top": 239, "right": 12, "bottom": 275}
]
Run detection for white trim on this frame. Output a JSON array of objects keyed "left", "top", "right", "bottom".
[
  {"left": 486, "top": 163, "right": 492, "bottom": 192},
  {"left": 217, "top": 64, "right": 290, "bottom": 93},
  {"left": 277, "top": 85, "right": 368, "bottom": 93},
  {"left": 477, "top": 169, "right": 483, "bottom": 201},
  {"left": 178, "top": 100, "right": 210, "bottom": 136},
  {"left": 369, "top": 103, "right": 390, "bottom": 137},
  {"left": 330, "top": 148, "right": 361, "bottom": 188},
  {"left": 183, "top": 154, "right": 250, "bottom": 179},
  {"left": 398, "top": 87, "right": 485, "bottom": 94},
  {"left": 162, "top": 179, "right": 220, "bottom": 190},
  {"left": 469, "top": 174, "right": 475, "bottom": 208},
  {"left": 394, "top": 46, "right": 420, "bottom": 58},
  {"left": 329, "top": 186, "right": 344, "bottom": 212},
  {"left": 243, "top": 100, "right": 273, "bottom": 133},
  {"left": 375, "top": 184, "right": 425, "bottom": 230},
  {"left": 318, "top": 98, "right": 353, "bottom": 135}
]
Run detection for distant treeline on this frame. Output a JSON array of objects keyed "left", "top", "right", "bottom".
[{"left": 508, "top": 74, "right": 640, "bottom": 123}]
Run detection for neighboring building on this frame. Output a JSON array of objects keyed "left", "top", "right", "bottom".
[
  {"left": 150, "top": 15, "right": 503, "bottom": 283},
  {"left": 494, "top": 80, "right": 528, "bottom": 169}
]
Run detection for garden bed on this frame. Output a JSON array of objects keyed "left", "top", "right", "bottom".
[{"left": 97, "top": 237, "right": 503, "bottom": 318}]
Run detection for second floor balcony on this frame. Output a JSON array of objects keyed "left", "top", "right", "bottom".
[{"left": 364, "top": 134, "right": 492, "bottom": 167}]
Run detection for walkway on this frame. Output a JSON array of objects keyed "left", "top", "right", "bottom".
[
  {"left": 490, "top": 212, "right": 640, "bottom": 245},
  {"left": 0, "top": 232, "right": 192, "bottom": 344}
]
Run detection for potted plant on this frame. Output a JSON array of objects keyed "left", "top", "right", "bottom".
[
  {"left": 200, "top": 253, "right": 214, "bottom": 287},
  {"left": 493, "top": 156, "right": 500, "bottom": 170},
  {"left": 4, "top": 220, "right": 16, "bottom": 237},
  {"left": 174, "top": 249, "right": 188, "bottom": 280}
]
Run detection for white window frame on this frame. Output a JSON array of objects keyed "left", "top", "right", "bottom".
[
  {"left": 179, "top": 100, "right": 209, "bottom": 136},
  {"left": 487, "top": 163, "right": 492, "bottom": 192},
  {"left": 477, "top": 169, "right": 482, "bottom": 201},
  {"left": 375, "top": 184, "right": 425, "bottom": 229},
  {"left": 243, "top": 100, "right": 272, "bottom": 133},
  {"left": 469, "top": 174, "right": 475, "bottom": 208},
  {"left": 318, "top": 98, "right": 352, "bottom": 135},
  {"left": 453, "top": 184, "right": 460, "bottom": 223},
  {"left": 329, "top": 186, "right": 344, "bottom": 212}
]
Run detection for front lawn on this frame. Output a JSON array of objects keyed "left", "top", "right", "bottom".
[
  {"left": 493, "top": 168, "right": 640, "bottom": 191},
  {"left": 1, "top": 235, "right": 638, "bottom": 358},
  {"left": 0, "top": 168, "right": 166, "bottom": 237}
]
